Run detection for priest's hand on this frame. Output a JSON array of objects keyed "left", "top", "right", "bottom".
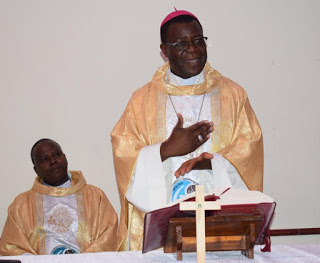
[
  {"left": 174, "top": 152, "right": 213, "bottom": 178},
  {"left": 160, "top": 113, "right": 214, "bottom": 161}
]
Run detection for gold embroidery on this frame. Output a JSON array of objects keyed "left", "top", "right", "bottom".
[
  {"left": 34, "top": 192, "right": 46, "bottom": 254},
  {"left": 157, "top": 90, "right": 167, "bottom": 143},
  {"left": 48, "top": 206, "right": 72, "bottom": 234},
  {"left": 211, "top": 87, "right": 221, "bottom": 153},
  {"left": 76, "top": 190, "right": 90, "bottom": 250}
]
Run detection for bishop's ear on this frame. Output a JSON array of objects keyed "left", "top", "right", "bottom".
[{"left": 160, "top": 43, "right": 168, "bottom": 57}]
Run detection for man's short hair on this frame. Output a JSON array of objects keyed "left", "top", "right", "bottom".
[
  {"left": 31, "top": 138, "right": 54, "bottom": 165},
  {"left": 160, "top": 15, "right": 203, "bottom": 44}
]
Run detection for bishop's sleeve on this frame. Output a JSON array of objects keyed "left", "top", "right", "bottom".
[
  {"left": 218, "top": 91, "right": 263, "bottom": 191},
  {"left": 111, "top": 94, "right": 149, "bottom": 249},
  {"left": 111, "top": 96, "right": 147, "bottom": 201}
]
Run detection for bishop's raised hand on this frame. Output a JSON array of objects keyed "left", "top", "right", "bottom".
[{"left": 160, "top": 113, "right": 214, "bottom": 162}]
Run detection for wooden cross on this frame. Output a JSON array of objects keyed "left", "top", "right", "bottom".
[{"left": 179, "top": 185, "right": 221, "bottom": 263}]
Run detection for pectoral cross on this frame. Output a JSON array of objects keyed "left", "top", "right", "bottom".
[{"left": 179, "top": 185, "right": 221, "bottom": 263}]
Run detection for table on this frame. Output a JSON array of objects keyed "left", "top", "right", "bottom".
[{"left": 1, "top": 243, "right": 320, "bottom": 263}]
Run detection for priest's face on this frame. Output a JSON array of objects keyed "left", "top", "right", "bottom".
[
  {"left": 33, "top": 140, "right": 69, "bottom": 186},
  {"left": 160, "top": 20, "right": 207, "bottom": 79}
]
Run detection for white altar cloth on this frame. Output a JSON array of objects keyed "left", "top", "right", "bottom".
[{"left": 1, "top": 244, "right": 320, "bottom": 263}]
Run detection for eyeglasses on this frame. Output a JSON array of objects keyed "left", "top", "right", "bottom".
[{"left": 165, "top": 37, "right": 208, "bottom": 51}]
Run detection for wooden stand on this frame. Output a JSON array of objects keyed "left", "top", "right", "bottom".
[
  {"left": 164, "top": 213, "right": 264, "bottom": 260},
  {"left": 179, "top": 185, "right": 221, "bottom": 262}
]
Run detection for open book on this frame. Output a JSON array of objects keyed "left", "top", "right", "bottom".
[{"left": 142, "top": 188, "right": 276, "bottom": 253}]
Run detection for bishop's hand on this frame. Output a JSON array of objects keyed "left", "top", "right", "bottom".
[
  {"left": 174, "top": 152, "right": 214, "bottom": 178},
  {"left": 160, "top": 113, "right": 214, "bottom": 162}
]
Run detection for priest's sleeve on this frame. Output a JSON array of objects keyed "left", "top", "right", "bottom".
[
  {"left": 81, "top": 187, "right": 118, "bottom": 252},
  {"left": 0, "top": 205, "right": 37, "bottom": 255}
]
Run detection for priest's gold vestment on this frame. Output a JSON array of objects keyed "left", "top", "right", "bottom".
[
  {"left": 111, "top": 62, "right": 263, "bottom": 250},
  {"left": 0, "top": 171, "right": 118, "bottom": 255}
]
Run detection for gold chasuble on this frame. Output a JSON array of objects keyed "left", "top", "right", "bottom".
[
  {"left": 0, "top": 171, "right": 118, "bottom": 255},
  {"left": 111, "top": 62, "right": 263, "bottom": 251}
]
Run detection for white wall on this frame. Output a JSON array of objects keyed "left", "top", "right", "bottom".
[{"left": 0, "top": 0, "right": 319, "bottom": 237}]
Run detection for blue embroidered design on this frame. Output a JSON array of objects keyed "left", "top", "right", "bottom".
[
  {"left": 172, "top": 179, "right": 198, "bottom": 202},
  {"left": 51, "top": 245, "right": 79, "bottom": 254}
]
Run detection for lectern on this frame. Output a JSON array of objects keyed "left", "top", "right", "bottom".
[
  {"left": 142, "top": 187, "right": 276, "bottom": 262},
  {"left": 164, "top": 213, "right": 264, "bottom": 260},
  {"left": 164, "top": 185, "right": 265, "bottom": 261}
]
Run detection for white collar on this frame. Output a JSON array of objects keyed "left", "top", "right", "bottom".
[{"left": 166, "top": 69, "right": 205, "bottom": 86}]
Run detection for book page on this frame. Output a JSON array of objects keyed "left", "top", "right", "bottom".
[
  {"left": 219, "top": 188, "right": 274, "bottom": 205},
  {"left": 150, "top": 188, "right": 273, "bottom": 212}
]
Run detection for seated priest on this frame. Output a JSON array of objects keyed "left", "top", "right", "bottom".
[
  {"left": 0, "top": 138, "right": 118, "bottom": 255},
  {"left": 111, "top": 9, "right": 263, "bottom": 250}
]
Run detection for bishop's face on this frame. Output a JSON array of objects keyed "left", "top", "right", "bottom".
[{"left": 160, "top": 20, "right": 207, "bottom": 79}]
